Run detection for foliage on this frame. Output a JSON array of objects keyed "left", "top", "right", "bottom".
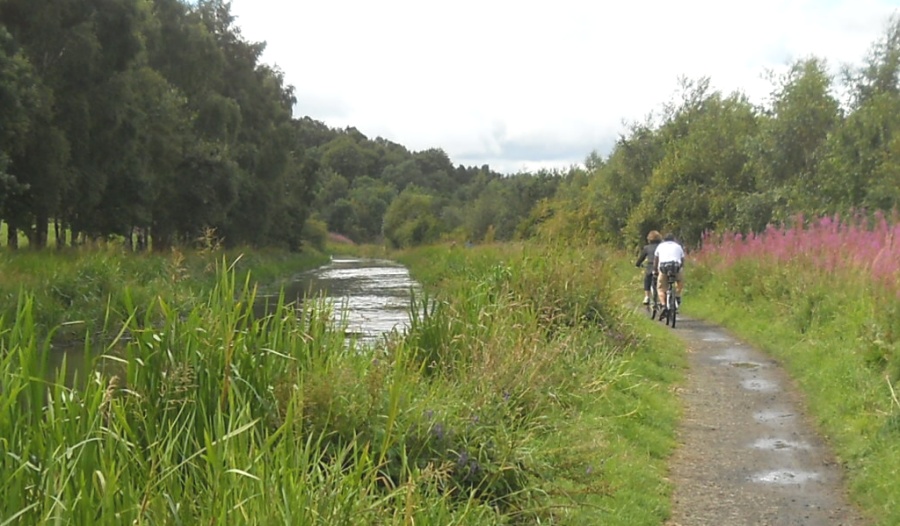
[
  {"left": 382, "top": 187, "right": 442, "bottom": 248},
  {"left": 0, "top": 0, "right": 314, "bottom": 251},
  {"left": 534, "top": 15, "right": 900, "bottom": 253}
]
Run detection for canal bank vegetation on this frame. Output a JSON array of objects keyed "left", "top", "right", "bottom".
[
  {"left": 0, "top": 242, "right": 683, "bottom": 524},
  {"left": 396, "top": 243, "right": 684, "bottom": 523},
  {"left": 686, "top": 216, "right": 900, "bottom": 525},
  {"left": 0, "top": 246, "right": 330, "bottom": 342}
]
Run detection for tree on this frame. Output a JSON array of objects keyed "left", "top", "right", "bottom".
[
  {"left": 743, "top": 58, "right": 840, "bottom": 223},
  {"left": 348, "top": 176, "right": 396, "bottom": 242},
  {"left": 0, "top": 25, "right": 44, "bottom": 245},
  {"left": 382, "top": 187, "right": 442, "bottom": 248},
  {"left": 320, "top": 133, "right": 374, "bottom": 182},
  {"left": 626, "top": 85, "right": 759, "bottom": 246}
]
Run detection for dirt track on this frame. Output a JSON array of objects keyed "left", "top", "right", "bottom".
[{"left": 663, "top": 316, "right": 869, "bottom": 526}]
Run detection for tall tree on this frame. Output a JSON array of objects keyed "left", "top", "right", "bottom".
[
  {"left": 626, "top": 84, "right": 759, "bottom": 245},
  {"left": 743, "top": 57, "right": 840, "bottom": 225}
]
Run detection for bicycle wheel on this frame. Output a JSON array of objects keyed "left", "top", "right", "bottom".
[
  {"left": 666, "top": 286, "right": 677, "bottom": 327},
  {"left": 665, "top": 289, "right": 674, "bottom": 327},
  {"left": 670, "top": 293, "right": 677, "bottom": 328}
]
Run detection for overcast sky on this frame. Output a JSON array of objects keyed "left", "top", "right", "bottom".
[{"left": 228, "top": 0, "right": 899, "bottom": 174}]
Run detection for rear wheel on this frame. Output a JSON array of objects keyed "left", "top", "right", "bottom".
[
  {"left": 670, "top": 297, "right": 677, "bottom": 328},
  {"left": 666, "top": 287, "right": 677, "bottom": 327}
]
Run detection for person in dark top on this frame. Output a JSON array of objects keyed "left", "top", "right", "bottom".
[{"left": 635, "top": 230, "right": 662, "bottom": 305}]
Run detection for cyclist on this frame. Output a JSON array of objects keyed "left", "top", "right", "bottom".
[
  {"left": 654, "top": 233, "right": 685, "bottom": 318},
  {"left": 635, "top": 230, "right": 662, "bottom": 305}
]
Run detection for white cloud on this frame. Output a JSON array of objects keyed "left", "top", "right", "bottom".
[{"left": 229, "top": 0, "right": 899, "bottom": 174}]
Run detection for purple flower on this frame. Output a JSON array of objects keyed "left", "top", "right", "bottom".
[{"left": 432, "top": 423, "right": 444, "bottom": 440}]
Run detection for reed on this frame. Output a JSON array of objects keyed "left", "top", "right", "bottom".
[{"left": 1, "top": 243, "right": 682, "bottom": 524}]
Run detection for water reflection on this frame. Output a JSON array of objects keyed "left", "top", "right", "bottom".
[{"left": 285, "top": 257, "right": 419, "bottom": 346}]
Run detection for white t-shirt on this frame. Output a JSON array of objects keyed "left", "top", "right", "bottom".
[{"left": 654, "top": 240, "right": 684, "bottom": 265}]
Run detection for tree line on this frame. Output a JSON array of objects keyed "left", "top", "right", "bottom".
[
  {"left": 0, "top": 0, "right": 564, "bottom": 251},
  {"left": 5, "top": 1, "right": 896, "bottom": 252},
  {"left": 296, "top": 118, "right": 565, "bottom": 248},
  {"left": 535, "top": 16, "right": 900, "bottom": 248}
]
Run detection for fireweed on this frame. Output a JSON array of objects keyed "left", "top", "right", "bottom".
[
  {"left": 696, "top": 211, "right": 900, "bottom": 296},
  {"left": 690, "top": 212, "right": 900, "bottom": 525}
]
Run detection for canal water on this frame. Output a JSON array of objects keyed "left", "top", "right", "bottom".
[
  {"left": 49, "top": 257, "right": 417, "bottom": 384},
  {"left": 279, "top": 256, "right": 419, "bottom": 346}
]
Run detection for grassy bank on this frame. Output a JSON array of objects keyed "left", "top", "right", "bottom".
[
  {"left": 687, "top": 217, "right": 900, "bottom": 524},
  {"left": 0, "top": 242, "right": 684, "bottom": 524},
  {"left": 396, "top": 243, "right": 684, "bottom": 523},
  {"left": 0, "top": 246, "right": 329, "bottom": 341}
]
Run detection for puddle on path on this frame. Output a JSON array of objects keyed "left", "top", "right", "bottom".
[
  {"left": 751, "top": 469, "right": 820, "bottom": 485},
  {"left": 754, "top": 409, "right": 795, "bottom": 424},
  {"left": 751, "top": 438, "right": 810, "bottom": 451},
  {"left": 710, "top": 347, "right": 749, "bottom": 362},
  {"left": 741, "top": 378, "right": 779, "bottom": 392},
  {"left": 700, "top": 331, "right": 732, "bottom": 342},
  {"left": 730, "top": 361, "right": 765, "bottom": 369}
]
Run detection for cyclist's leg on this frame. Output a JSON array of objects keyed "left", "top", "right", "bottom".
[
  {"left": 657, "top": 271, "right": 668, "bottom": 307},
  {"left": 643, "top": 272, "right": 652, "bottom": 304},
  {"left": 674, "top": 269, "right": 684, "bottom": 305}
]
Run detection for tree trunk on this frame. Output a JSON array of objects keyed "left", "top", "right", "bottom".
[
  {"left": 7, "top": 226, "right": 18, "bottom": 250},
  {"left": 34, "top": 214, "right": 48, "bottom": 249},
  {"left": 151, "top": 222, "right": 172, "bottom": 252},
  {"left": 55, "top": 220, "right": 65, "bottom": 249},
  {"left": 136, "top": 227, "right": 147, "bottom": 252}
]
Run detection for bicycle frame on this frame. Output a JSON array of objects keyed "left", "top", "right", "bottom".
[{"left": 663, "top": 269, "right": 678, "bottom": 328}]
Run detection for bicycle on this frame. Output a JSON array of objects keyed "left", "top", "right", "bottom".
[
  {"left": 646, "top": 273, "right": 660, "bottom": 320},
  {"left": 657, "top": 262, "right": 680, "bottom": 328}
]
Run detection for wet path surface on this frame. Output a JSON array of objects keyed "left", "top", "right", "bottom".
[{"left": 665, "top": 316, "right": 868, "bottom": 526}]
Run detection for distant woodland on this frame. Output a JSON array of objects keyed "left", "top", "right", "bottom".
[{"left": 2, "top": 1, "right": 899, "bottom": 251}]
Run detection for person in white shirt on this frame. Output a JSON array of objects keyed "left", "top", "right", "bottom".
[{"left": 653, "top": 233, "right": 685, "bottom": 315}]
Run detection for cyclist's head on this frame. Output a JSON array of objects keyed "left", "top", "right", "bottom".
[
  {"left": 647, "top": 230, "right": 662, "bottom": 242},
  {"left": 664, "top": 233, "right": 676, "bottom": 242}
]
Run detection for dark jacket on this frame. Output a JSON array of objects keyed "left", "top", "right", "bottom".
[{"left": 635, "top": 242, "right": 661, "bottom": 273}]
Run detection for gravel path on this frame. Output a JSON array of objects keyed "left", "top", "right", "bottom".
[{"left": 663, "top": 316, "right": 869, "bottom": 526}]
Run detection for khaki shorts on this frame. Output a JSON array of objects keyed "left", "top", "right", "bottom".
[{"left": 657, "top": 266, "right": 683, "bottom": 292}]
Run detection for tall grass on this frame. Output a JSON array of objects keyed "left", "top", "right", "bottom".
[
  {"left": 691, "top": 213, "right": 900, "bottom": 525},
  {"left": 397, "top": 243, "right": 683, "bottom": 524},
  {"left": 0, "top": 245, "right": 674, "bottom": 525},
  {"left": 1, "top": 261, "right": 499, "bottom": 524},
  {"left": 0, "top": 246, "right": 329, "bottom": 342},
  {"left": 1, "top": 243, "right": 683, "bottom": 524}
]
